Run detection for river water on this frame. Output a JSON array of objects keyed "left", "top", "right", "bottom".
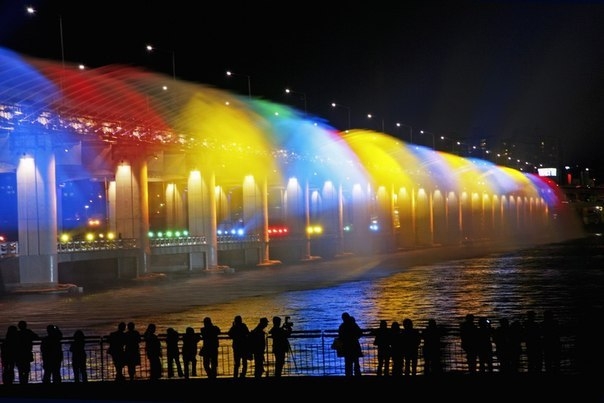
[{"left": 1, "top": 234, "right": 602, "bottom": 337}]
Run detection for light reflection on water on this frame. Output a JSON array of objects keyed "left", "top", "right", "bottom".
[{"left": 1, "top": 236, "right": 603, "bottom": 336}]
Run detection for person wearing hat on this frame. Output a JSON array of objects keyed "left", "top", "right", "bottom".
[{"left": 249, "top": 317, "right": 269, "bottom": 378}]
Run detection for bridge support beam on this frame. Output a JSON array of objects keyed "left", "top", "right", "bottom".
[{"left": 15, "top": 137, "right": 59, "bottom": 288}]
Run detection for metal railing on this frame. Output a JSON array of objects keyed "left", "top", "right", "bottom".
[
  {"left": 0, "top": 241, "right": 18, "bottom": 258},
  {"left": 57, "top": 238, "right": 138, "bottom": 252},
  {"left": 1, "top": 235, "right": 261, "bottom": 257},
  {"left": 0, "top": 327, "right": 578, "bottom": 384}
]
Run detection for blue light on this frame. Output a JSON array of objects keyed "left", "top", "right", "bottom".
[{"left": 369, "top": 219, "right": 379, "bottom": 232}]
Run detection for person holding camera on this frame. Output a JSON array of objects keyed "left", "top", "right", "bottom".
[{"left": 269, "top": 316, "right": 292, "bottom": 377}]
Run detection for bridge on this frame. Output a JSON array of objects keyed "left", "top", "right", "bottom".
[{"left": 0, "top": 47, "right": 583, "bottom": 292}]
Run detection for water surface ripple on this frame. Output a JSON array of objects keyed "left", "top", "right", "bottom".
[{"left": 1, "top": 236, "right": 601, "bottom": 336}]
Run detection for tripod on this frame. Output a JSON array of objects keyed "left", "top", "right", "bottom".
[{"left": 286, "top": 341, "right": 298, "bottom": 373}]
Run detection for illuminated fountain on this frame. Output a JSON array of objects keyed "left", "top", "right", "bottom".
[{"left": 0, "top": 47, "right": 584, "bottom": 290}]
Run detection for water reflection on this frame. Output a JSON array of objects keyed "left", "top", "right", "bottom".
[{"left": 1, "top": 236, "right": 602, "bottom": 336}]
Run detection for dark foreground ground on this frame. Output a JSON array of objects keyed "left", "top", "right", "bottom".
[{"left": 1, "top": 374, "right": 603, "bottom": 403}]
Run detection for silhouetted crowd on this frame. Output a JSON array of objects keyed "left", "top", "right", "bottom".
[
  {"left": 0, "top": 309, "right": 582, "bottom": 384},
  {"left": 0, "top": 315, "right": 294, "bottom": 384}
]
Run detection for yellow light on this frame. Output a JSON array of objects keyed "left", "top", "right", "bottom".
[
  {"left": 85, "top": 233, "right": 95, "bottom": 242},
  {"left": 107, "top": 232, "right": 116, "bottom": 240},
  {"left": 306, "top": 225, "right": 323, "bottom": 235},
  {"left": 59, "top": 233, "right": 70, "bottom": 243}
]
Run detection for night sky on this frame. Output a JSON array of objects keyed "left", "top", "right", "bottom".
[{"left": 1, "top": 0, "right": 603, "bottom": 171}]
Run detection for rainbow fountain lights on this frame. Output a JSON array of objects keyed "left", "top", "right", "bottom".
[{"left": 0, "top": 47, "right": 585, "bottom": 254}]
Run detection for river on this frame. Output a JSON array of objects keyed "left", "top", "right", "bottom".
[{"left": 1, "top": 234, "right": 602, "bottom": 338}]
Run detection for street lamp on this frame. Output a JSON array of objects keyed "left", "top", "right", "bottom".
[
  {"left": 226, "top": 70, "right": 252, "bottom": 99},
  {"left": 395, "top": 122, "right": 413, "bottom": 143},
  {"left": 285, "top": 88, "right": 307, "bottom": 113},
  {"left": 420, "top": 130, "right": 436, "bottom": 149},
  {"left": 146, "top": 44, "right": 176, "bottom": 80},
  {"left": 367, "top": 114, "right": 385, "bottom": 132},
  {"left": 26, "top": 6, "right": 65, "bottom": 69},
  {"left": 330, "top": 102, "right": 351, "bottom": 131}
]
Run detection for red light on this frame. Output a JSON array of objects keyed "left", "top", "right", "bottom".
[{"left": 268, "top": 226, "right": 289, "bottom": 237}]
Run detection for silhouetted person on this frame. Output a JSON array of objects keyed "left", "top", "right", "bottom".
[
  {"left": 143, "top": 323, "right": 162, "bottom": 381},
  {"left": 509, "top": 319, "right": 524, "bottom": 372},
  {"left": 166, "top": 327, "right": 184, "bottom": 378},
  {"left": 422, "top": 319, "right": 444, "bottom": 375},
  {"left": 338, "top": 312, "right": 363, "bottom": 376},
  {"left": 460, "top": 314, "right": 478, "bottom": 373},
  {"left": 124, "top": 322, "right": 141, "bottom": 381},
  {"left": 228, "top": 315, "right": 250, "bottom": 378},
  {"left": 401, "top": 318, "right": 421, "bottom": 376},
  {"left": 199, "top": 317, "right": 220, "bottom": 379},
  {"left": 182, "top": 327, "right": 200, "bottom": 379},
  {"left": 249, "top": 317, "right": 269, "bottom": 378},
  {"left": 476, "top": 317, "right": 493, "bottom": 372},
  {"left": 107, "top": 322, "right": 126, "bottom": 381},
  {"left": 269, "top": 316, "right": 292, "bottom": 377},
  {"left": 492, "top": 318, "right": 513, "bottom": 373},
  {"left": 1, "top": 325, "right": 18, "bottom": 385},
  {"left": 389, "top": 321, "right": 403, "bottom": 377},
  {"left": 70, "top": 329, "right": 88, "bottom": 382},
  {"left": 542, "top": 310, "right": 561, "bottom": 373},
  {"left": 524, "top": 310, "right": 543, "bottom": 373},
  {"left": 15, "top": 320, "right": 39, "bottom": 384},
  {"left": 41, "top": 324, "right": 63, "bottom": 384},
  {"left": 373, "top": 320, "right": 391, "bottom": 376}
]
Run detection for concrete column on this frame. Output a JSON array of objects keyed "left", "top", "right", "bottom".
[
  {"left": 113, "top": 157, "right": 150, "bottom": 276},
  {"left": 242, "top": 175, "right": 263, "bottom": 265},
  {"left": 165, "top": 182, "right": 185, "bottom": 230},
  {"left": 187, "top": 170, "right": 207, "bottom": 270},
  {"left": 16, "top": 143, "right": 59, "bottom": 286},
  {"left": 261, "top": 177, "right": 270, "bottom": 263},
  {"left": 207, "top": 171, "right": 218, "bottom": 269}
]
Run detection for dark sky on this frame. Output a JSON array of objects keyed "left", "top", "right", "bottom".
[{"left": 1, "top": 0, "right": 603, "bottom": 170}]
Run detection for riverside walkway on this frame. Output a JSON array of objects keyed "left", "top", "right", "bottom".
[{"left": 0, "top": 374, "right": 601, "bottom": 402}]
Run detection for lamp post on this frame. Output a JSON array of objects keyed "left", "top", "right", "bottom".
[
  {"left": 226, "top": 71, "right": 252, "bottom": 99},
  {"left": 146, "top": 44, "right": 176, "bottom": 80},
  {"left": 367, "top": 114, "right": 385, "bottom": 132},
  {"left": 395, "top": 123, "right": 413, "bottom": 143},
  {"left": 420, "top": 130, "right": 436, "bottom": 149},
  {"left": 285, "top": 88, "right": 307, "bottom": 113},
  {"left": 26, "top": 6, "right": 65, "bottom": 69},
  {"left": 330, "top": 102, "right": 351, "bottom": 131}
]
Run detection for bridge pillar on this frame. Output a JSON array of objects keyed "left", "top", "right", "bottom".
[
  {"left": 187, "top": 168, "right": 215, "bottom": 270},
  {"left": 14, "top": 138, "right": 59, "bottom": 288},
  {"left": 111, "top": 152, "right": 150, "bottom": 277}
]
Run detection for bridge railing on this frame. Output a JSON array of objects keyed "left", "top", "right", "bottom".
[
  {"left": 2, "top": 236, "right": 263, "bottom": 256},
  {"left": 57, "top": 239, "right": 138, "bottom": 252},
  {"left": 0, "top": 241, "right": 18, "bottom": 258},
  {"left": 0, "top": 327, "right": 579, "bottom": 384}
]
